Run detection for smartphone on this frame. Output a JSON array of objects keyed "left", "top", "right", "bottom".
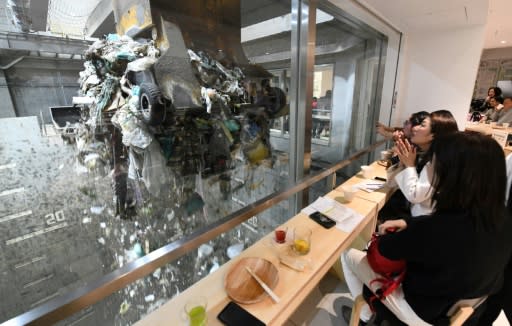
[
  {"left": 389, "top": 155, "right": 400, "bottom": 166},
  {"left": 309, "top": 211, "right": 336, "bottom": 229},
  {"left": 217, "top": 301, "right": 265, "bottom": 326}
]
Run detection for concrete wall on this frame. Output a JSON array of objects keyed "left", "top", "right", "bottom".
[
  {"left": 0, "top": 0, "right": 17, "bottom": 32},
  {"left": 394, "top": 25, "right": 487, "bottom": 130},
  {"left": 0, "top": 56, "right": 83, "bottom": 122},
  {"left": 0, "top": 70, "right": 16, "bottom": 118}
]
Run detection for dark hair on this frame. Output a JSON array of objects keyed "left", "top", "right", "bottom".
[
  {"left": 409, "top": 111, "right": 430, "bottom": 127},
  {"left": 491, "top": 96, "right": 504, "bottom": 104},
  {"left": 488, "top": 87, "right": 503, "bottom": 97},
  {"left": 431, "top": 131, "right": 506, "bottom": 231},
  {"left": 415, "top": 110, "right": 458, "bottom": 172},
  {"left": 430, "top": 110, "right": 459, "bottom": 137}
]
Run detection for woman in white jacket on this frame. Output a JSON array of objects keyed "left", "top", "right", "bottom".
[{"left": 393, "top": 110, "right": 458, "bottom": 216}]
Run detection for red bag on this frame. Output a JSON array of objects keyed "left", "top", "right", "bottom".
[{"left": 366, "top": 232, "right": 406, "bottom": 310}]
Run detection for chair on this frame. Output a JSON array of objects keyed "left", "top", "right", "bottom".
[{"left": 348, "top": 294, "right": 486, "bottom": 326}]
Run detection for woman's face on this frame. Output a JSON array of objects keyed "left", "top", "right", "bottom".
[
  {"left": 489, "top": 88, "right": 495, "bottom": 97},
  {"left": 402, "top": 119, "right": 412, "bottom": 138},
  {"left": 411, "top": 117, "right": 433, "bottom": 149}
]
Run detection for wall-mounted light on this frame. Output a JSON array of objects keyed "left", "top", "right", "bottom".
[{"left": 501, "top": 40, "right": 507, "bottom": 44}]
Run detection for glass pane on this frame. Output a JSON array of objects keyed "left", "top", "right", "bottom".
[
  {"left": 0, "top": 1, "right": 292, "bottom": 324},
  {"left": 268, "top": 69, "right": 291, "bottom": 136},
  {"left": 311, "top": 5, "right": 388, "bottom": 185},
  {"left": 312, "top": 64, "right": 333, "bottom": 142}
]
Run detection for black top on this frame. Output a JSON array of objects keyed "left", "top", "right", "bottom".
[{"left": 378, "top": 211, "right": 512, "bottom": 323}]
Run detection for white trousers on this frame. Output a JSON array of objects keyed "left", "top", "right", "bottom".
[{"left": 341, "top": 248, "right": 432, "bottom": 325}]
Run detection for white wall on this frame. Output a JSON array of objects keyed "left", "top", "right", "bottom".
[{"left": 393, "top": 25, "right": 486, "bottom": 130}]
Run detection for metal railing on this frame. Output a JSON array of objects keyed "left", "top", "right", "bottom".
[{"left": 4, "top": 139, "right": 386, "bottom": 326}]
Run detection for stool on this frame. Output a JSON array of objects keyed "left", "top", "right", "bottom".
[{"left": 348, "top": 294, "right": 486, "bottom": 326}]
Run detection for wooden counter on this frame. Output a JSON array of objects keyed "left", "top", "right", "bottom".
[
  {"left": 134, "top": 194, "right": 380, "bottom": 325},
  {"left": 465, "top": 123, "right": 495, "bottom": 135},
  {"left": 334, "top": 161, "right": 392, "bottom": 211},
  {"left": 465, "top": 123, "right": 512, "bottom": 155}
]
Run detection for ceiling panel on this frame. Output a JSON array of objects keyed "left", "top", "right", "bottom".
[{"left": 484, "top": 0, "right": 512, "bottom": 49}]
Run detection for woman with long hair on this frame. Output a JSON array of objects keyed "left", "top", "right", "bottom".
[
  {"left": 342, "top": 132, "right": 512, "bottom": 325},
  {"left": 381, "top": 110, "right": 458, "bottom": 219}
]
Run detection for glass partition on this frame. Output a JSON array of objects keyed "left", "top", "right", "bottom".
[
  {"left": 1, "top": 0, "right": 399, "bottom": 324},
  {"left": 1, "top": 0, "right": 294, "bottom": 324},
  {"left": 311, "top": 5, "right": 387, "bottom": 171}
]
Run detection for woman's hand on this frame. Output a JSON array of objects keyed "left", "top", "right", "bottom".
[
  {"left": 395, "top": 138, "right": 416, "bottom": 167},
  {"left": 376, "top": 122, "right": 393, "bottom": 138},
  {"left": 392, "top": 130, "right": 405, "bottom": 141},
  {"left": 378, "top": 219, "right": 407, "bottom": 235}
]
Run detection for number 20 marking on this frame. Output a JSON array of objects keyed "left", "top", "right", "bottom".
[{"left": 45, "top": 210, "right": 65, "bottom": 225}]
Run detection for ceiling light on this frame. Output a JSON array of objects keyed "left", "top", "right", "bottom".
[{"left": 501, "top": 40, "right": 507, "bottom": 44}]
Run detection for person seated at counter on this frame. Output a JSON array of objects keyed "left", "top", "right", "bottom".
[
  {"left": 380, "top": 110, "right": 458, "bottom": 219},
  {"left": 341, "top": 131, "right": 512, "bottom": 326},
  {"left": 479, "top": 86, "right": 503, "bottom": 112},
  {"left": 376, "top": 111, "right": 429, "bottom": 141},
  {"left": 483, "top": 96, "right": 504, "bottom": 121},
  {"left": 492, "top": 97, "right": 512, "bottom": 124}
]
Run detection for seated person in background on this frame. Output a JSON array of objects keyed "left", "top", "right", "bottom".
[
  {"left": 341, "top": 131, "right": 512, "bottom": 326},
  {"left": 493, "top": 97, "right": 512, "bottom": 124},
  {"left": 376, "top": 111, "right": 429, "bottom": 141},
  {"left": 384, "top": 110, "right": 458, "bottom": 218},
  {"left": 483, "top": 96, "right": 504, "bottom": 121},
  {"left": 480, "top": 86, "right": 503, "bottom": 112}
]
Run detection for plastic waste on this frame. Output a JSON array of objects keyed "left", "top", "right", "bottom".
[
  {"left": 119, "top": 301, "right": 130, "bottom": 315},
  {"left": 141, "top": 141, "right": 170, "bottom": 197},
  {"left": 198, "top": 244, "right": 213, "bottom": 258},
  {"left": 209, "top": 258, "right": 220, "bottom": 274},
  {"left": 116, "top": 51, "right": 137, "bottom": 62},
  {"left": 185, "top": 192, "right": 205, "bottom": 215},
  {"left": 227, "top": 243, "right": 244, "bottom": 259},
  {"left": 133, "top": 242, "right": 145, "bottom": 257},
  {"left": 90, "top": 205, "right": 105, "bottom": 215},
  {"left": 131, "top": 85, "right": 141, "bottom": 97},
  {"left": 144, "top": 294, "right": 155, "bottom": 302},
  {"left": 107, "top": 33, "right": 120, "bottom": 42},
  {"left": 126, "top": 57, "right": 157, "bottom": 72}
]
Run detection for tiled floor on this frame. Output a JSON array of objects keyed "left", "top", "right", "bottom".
[
  {"left": 285, "top": 271, "right": 352, "bottom": 326},
  {"left": 286, "top": 270, "right": 511, "bottom": 326}
]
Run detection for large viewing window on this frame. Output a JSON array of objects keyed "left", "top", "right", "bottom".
[{"left": 0, "top": 1, "right": 400, "bottom": 325}]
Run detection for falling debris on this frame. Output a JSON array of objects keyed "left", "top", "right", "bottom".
[
  {"left": 133, "top": 243, "right": 145, "bottom": 258},
  {"left": 197, "top": 244, "right": 213, "bottom": 258},
  {"left": 72, "top": 30, "right": 287, "bottom": 218},
  {"left": 119, "top": 300, "right": 130, "bottom": 315},
  {"left": 227, "top": 243, "right": 244, "bottom": 259},
  {"left": 90, "top": 206, "right": 105, "bottom": 215}
]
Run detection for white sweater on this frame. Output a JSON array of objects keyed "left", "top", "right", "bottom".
[{"left": 394, "top": 162, "right": 435, "bottom": 217}]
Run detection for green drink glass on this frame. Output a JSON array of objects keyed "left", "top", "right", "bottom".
[{"left": 184, "top": 296, "right": 207, "bottom": 326}]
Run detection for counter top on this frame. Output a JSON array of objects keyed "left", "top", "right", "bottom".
[{"left": 134, "top": 162, "right": 394, "bottom": 326}]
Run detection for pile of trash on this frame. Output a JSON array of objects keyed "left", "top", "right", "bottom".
[{"left": 73, "top": 33, "right": 287, "bottom": 217}]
